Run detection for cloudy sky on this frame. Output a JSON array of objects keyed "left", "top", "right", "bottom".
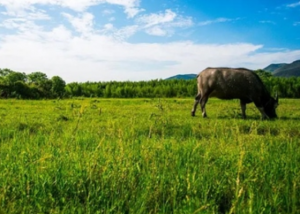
[{"left": 0, "top": 0, "right": 300, "bottom": 82}]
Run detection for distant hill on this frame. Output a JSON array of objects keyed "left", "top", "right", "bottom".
[
  {"left": 166, "top": 60, "right": 300, "bottom": 80},
  {"left": 165, "top": 74, "right": 197, "bottom": 80},
  {"left": 263, "top": 63, "right": 287, "bottom": 72},
  {"left": 272, "top": 60, "right": 300, "bottom": 77}
]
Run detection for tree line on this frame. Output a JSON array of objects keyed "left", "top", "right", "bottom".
[
  {"left": 0, "top": 69, "right": 66, "bottom": 99},
  {"left": 1, "top": 68, "right": 300, "bottom": 99}
]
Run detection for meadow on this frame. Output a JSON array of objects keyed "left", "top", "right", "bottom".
[{"left": 0, "top": 98, "right": 300, "bottom": 213}]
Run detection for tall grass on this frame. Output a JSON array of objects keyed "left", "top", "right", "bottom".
[{"left": 0, "top": 98, "right": 300, "bottom": 213}]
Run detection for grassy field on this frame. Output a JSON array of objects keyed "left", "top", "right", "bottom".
[{"left": 0, "top": 98, "right": 300, "bottom": 213}]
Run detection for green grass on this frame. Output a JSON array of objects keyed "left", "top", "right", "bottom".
[{"left": 0, "top": 98, "right": 300, "bottom": 213}]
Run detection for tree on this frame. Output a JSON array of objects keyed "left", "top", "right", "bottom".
[
  {"left": 0, "top": 68, "right": 13, "bottom": 77},
  {"left": 12, "top": 81, "right": 31, "bottom": 98},
  {"left": 254, "top": 69, "right": 273, "bottom": 79},
  {"left": 4, "top": 71, "right": 27, "bottom": 85},
  {"left": 27, "top": 72, "right": 48, "bottom": 85},
  {"left": 51, "top": 76, "right": 66, "bottom": 97},
  {"left": 104, "top": 84, "right": 112, "bottom": 98}
]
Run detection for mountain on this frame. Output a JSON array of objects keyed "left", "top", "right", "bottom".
[
  {"left": 263, "top": 60, "right": 300, "bottom": 77},
  {"left": 271, "top": 60, "right": 300, "bottom": 77},
  {"left": 165, "top": 74, "right": 197, "bottom": 80},
  {"left": 263, "top": 63, "right": 287, "bottom": 72},
  {"left": 166, "top": 60, "right": 300, "bottom": 80}
]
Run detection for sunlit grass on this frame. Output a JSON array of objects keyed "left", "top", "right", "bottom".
[{"left": 0, "top": 98, "right": 300, "bottom": 213}]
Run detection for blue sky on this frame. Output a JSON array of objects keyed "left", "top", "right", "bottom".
[{"left": 0, "top": 0, "right": 300, "bottom": 82}]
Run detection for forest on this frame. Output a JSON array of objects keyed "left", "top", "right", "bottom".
[{"left": 1, "top": 68, "right": 300, "bottom": 99}]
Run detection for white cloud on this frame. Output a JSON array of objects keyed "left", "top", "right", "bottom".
[
  {"left": 1, "top": 6, "right": 50, "bottom": 20},
  {"left": 0, "top": 0, "right": 142, "bottom": 17},
  {"left": 199, "top": 17, "right": 237, "bottom": 26},
  {"left": 104, "top": 23, "right": 114, "bottom": 30},
  {"left": 113, "top": 25, "right": 139, "bottom": 39},
  {"left": 49, "top": 25, "right": 73, "bottom": 42},
  {"left": 145, "top": 26, "right": 167, "bottom": 36},
  {"left": 168, "top": 16, "right": 193, "bottom": 27},
  {"left": 137, "top": 9, "right": 177, "bottom": 28},
  {"left": 1, "top": 1, "right": 300, "bottom": 83},
  {"left": 102, "top": 9, "right": 115, "bottom": 15},
  {"left": 0, "top": 5, "right": 50, "bottom": 31},
  {"left": 124, "top": 6, "right": 142, "bottom": 18},
  {"left": 1, "top": 24, "right": 300, "bottom": 83},
  {"left": 287, "top": 1, "right": 300, "bottom": 7},
  {"left": 136, "top": 9, "right": 193, "bottom": 36},
  {"left": 62, "top": 12, "right": 94, "bottom": 34},
  {"left": 105, "top": 0, "right": 142, "bottom": 17},
  {"left": 0, "top": 1, "right": 193, "bottom": 37}
]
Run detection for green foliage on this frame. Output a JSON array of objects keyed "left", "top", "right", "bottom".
[
  {"left": 63, "top": 69, "right": 300, "bottom": 99},
  {"left": 3, "top": 71, "right": 27, "bottom": 84},
  {"left": 51, "top": 76, "right": 66, "bottom": 97},
  {"left": 254, "top": 69, "right": 273, "bottom": 79},
  {"left": 66, "top": 79, "right": 198, "bottom": 98},
  {"left": 2, "top": 67, "right": 300, "bottom": 99},
  {"left": 0, "top": 69, "right": 61, "bottom": 99},
  {"left": 11, "top": 81, "right": 31, "bottom": 98},
  {"left": 64, "top": 75, "right": 300, "bottom": 99},
  {"left": 0, "top": 98, "right": 300, "bottom": 213},
  {"left": 27, "top": 71, "right": 48, "bottom": 85},
  {"left": 0, "top": 68, "right": 15, "bottom": 79}
]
